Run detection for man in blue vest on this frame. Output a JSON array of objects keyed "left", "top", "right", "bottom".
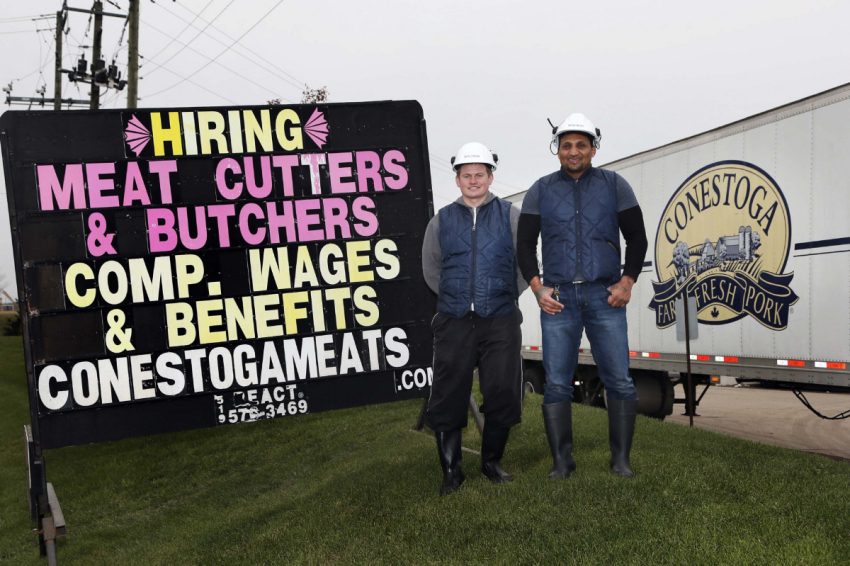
[
  {"left": 421, "top": 142, "right": 526, "bottom": 496},
  {"left": 517, "top": 113, "right": 648, "bottom": 479}
]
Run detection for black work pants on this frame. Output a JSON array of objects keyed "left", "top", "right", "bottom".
[{"left": 427, "top": 309, "right": 523, "bottom": 432}]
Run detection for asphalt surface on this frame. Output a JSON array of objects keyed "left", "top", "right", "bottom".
[{"left": 665, "top": 384, "right": 850, "bottom": 460}]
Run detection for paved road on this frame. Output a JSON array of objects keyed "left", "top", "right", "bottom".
[{"left": 665, "top": 384, "right": 850, "bottom": 460}]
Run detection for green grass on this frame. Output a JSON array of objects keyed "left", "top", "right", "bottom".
[{"left": 1, "top": 334, "right": 849, "bottom": 564}]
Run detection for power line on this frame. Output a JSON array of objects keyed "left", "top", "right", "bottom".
[
  {"left": 2, "top": 23, "right": 56, "bottom": 105},
  {"left": 141, "top": 20, "right": 286, "bottom": 100},
  {"left": 80, "top": 5, "right": 94, "bottom": 42},
  {"left": 0, "top": 14, "right": 54, "bottom": 24},
  {"left": 7, "top": 70, "right": 39, "bottom": 83},
  {"left": 155, "top": 0, "right": 307, "bottom": 92},
  {"left": 64, "top": 24, "right": 90, "bottom": 61},
  {"left": 142, "top": 0, "right": 218, "bottom": 71},
  {"left": 143, "top": 0, "right": 285, "bottom": 100},
  {"left": 110, "top": 36, "right": 128, "bottom": 64},
  {"left": 99, "top": 84, "right": 124, "bottom": 106},
  {"left": 109, "top": 9, "right": 130, "bottom": 62},
  {"left": 136, "top": 54, "right": 240, "bottom": 105},
  {"left": 36, "top": 26, "right": 55, "bottom": 71},
  {"left": 1, "top": 12, "right": 54, "bottom": 104}
]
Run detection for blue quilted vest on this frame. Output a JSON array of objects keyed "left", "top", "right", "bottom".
[
  {"left": 538, "top": 167, "right": 621, "bottom": 285},
  {"left": 437, "top": 197, "right": 517, "bottom": 317}
]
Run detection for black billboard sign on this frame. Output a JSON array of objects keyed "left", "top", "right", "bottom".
[{"left": 1, "top": 101, "right": 435, "bottom": 449}]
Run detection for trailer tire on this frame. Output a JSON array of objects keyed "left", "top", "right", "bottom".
[
  {"left": 575, "top": 366, "right": 606, "bottom": 407},
  {"left": 523, "top": 363, "right": 545, "bottom": 395},
  {"left": 631, "top": 369, "right": 674, "bottom": 420}
]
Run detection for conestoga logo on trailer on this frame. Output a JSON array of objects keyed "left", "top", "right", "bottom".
[{"left": 649, "top": 160, "right": 798, "bottom": 329}]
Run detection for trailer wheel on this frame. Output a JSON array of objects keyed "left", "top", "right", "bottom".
[
  {"left": 523, "top": 363, "right": 545, "bottom": 395},
  {"left": 631, "top": 369, "right": 674, "bottom": 420},
  {"left": 575, "top": 366, "right": 605, "bottom": 407}
]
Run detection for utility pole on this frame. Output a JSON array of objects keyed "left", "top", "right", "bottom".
[
  {"left": 90, "top": 1, "right": 104, "bottom": 110},
  {"left": 54, "top": 11, "right": 65, "bottom": 111},
  {"left": 7, "top": 3, "right": 125, "bottom": 111},
  {"left": 127, "top": 0, "right": 139, "bottom": 108}
]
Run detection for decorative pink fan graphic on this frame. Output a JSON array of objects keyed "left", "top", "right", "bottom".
[
  {"left": 304, "top": 108, "right": 329, "bottom": 148},
  {"left": 124, "top": 115, "right": 151, "bottom": 157}
]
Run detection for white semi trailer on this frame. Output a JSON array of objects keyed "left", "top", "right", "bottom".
[{"left": 509, "top": 83, "right": 850, "bottom": 419}]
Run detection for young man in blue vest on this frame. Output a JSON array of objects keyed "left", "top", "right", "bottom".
[
  {"left": 517, "top": 114, "right": 648, "bottom": 479},
  {"left": 421, "top": 142, "right": 526, "bottom": 496}
]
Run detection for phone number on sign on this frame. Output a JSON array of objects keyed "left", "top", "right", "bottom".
[{"left": 214, "top": 385, "right": 309, "bottom": 424}]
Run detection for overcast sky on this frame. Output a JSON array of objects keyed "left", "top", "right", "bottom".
[{"left": 1, "top": 0, "right": 849, "bottom": 295}]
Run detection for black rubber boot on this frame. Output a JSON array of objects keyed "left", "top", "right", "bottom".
[
  {"left": 608, "top": 398, "right": 637, "bottom": 478},
  {"left": 480, "top": 424, "right": 513, "bottom": 483},
  {"left": 435, "top": 429, "right": 465, "bottom": 496},
  {"left": 542, "top": 401, "right": 576, "bottom": 479}
]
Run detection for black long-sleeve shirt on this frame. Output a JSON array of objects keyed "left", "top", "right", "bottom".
[{"left": 516, "top": 205, "right": 648, "bottom": 283}]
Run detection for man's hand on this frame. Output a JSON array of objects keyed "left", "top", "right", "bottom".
[
  {"left": 530, "top": 276, "right": 563, "bottom": 315},
  {"left": 607, "top": 276, "right": 634, "bottom": 308}
]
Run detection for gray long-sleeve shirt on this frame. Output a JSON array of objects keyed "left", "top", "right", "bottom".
[{"left": 421, "top": 191, "right": 528, "bottom": 297}]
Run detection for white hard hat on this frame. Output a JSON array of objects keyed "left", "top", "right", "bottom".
[
  {"left": 451, "top": 141, "right": 498, "bottom": 171},
  {"left": 550, "top": 113, "right": 602, "bottom": 152}
]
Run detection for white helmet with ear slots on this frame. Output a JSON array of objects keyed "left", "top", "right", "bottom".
[
  {"left": 451, "top": 142, "right": 498, "bottom": 171},
  {"left": 550, "top": 113, "right": 601, "bottom": 153}
]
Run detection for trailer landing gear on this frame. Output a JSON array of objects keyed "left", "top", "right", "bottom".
[{"left": 675, "top": 373, "right": 712, "bottom": 417}]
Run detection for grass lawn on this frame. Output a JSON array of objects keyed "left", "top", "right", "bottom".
[{"left": 1, "top": 335, "right": 849, "bottom": 565}]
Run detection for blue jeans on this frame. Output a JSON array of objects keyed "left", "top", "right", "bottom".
[{"left": 541, "top": 282, "right": 637, "bottom": 404}]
